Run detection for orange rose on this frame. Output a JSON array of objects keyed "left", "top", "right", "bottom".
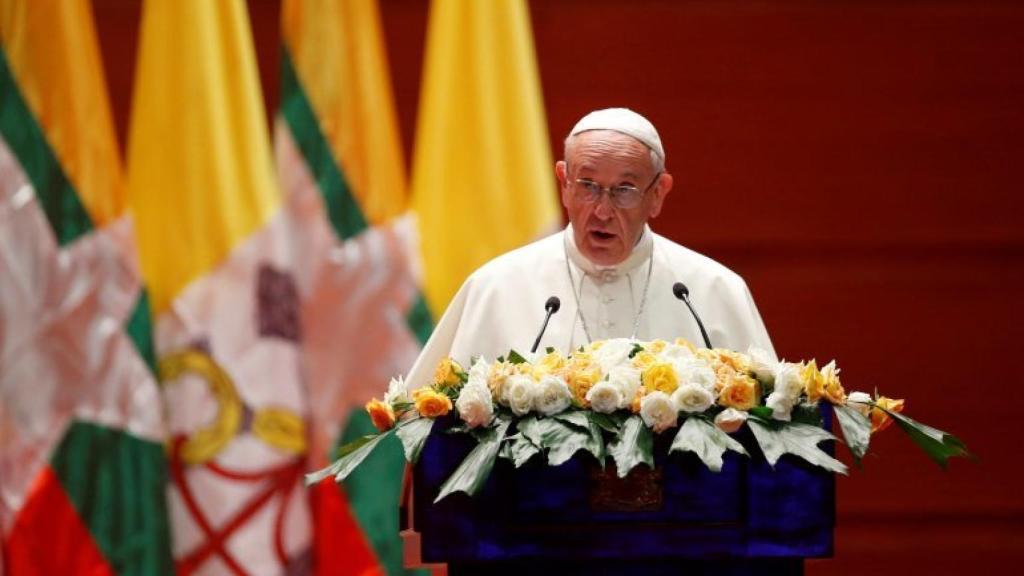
[
  {"left": 642, "top": 362, "right": 679, "bottom": 395},
  {"left": 413, "top": 388, "right": 453, "bottom": 418},
  {"left": 366, "top": 399, "right": 396, "bottom": 431},
  {"left": 532, "top": 351, "right": 567, "bottom": 379},
  {"left": 870, "top": 396, "right": 905, "bottom": 433},
  {"left": 718, "top": 373, "right": 759, "bottom": 411},
  {"left": 673, "top": 337, "right": 698, "bottom": 353}
]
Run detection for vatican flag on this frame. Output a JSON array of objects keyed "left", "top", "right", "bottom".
[
  {"left": 411, "top": 0, "right": 562, "bottom": 317},
  {"left": 0, "top": 0, "right": 170, "bottom": 573}
]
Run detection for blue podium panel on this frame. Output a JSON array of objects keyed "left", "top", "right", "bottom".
[{"left": 412, "top": 415, "right": 834, "bottom": 573}]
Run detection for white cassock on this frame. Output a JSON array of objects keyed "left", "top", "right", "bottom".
[{"left": 405, "top": 224, "right": 775, "bottom": 386}]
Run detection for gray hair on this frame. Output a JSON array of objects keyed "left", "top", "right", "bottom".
[{"left": 563, "top": 132, "right": 666, "bottom": 174}]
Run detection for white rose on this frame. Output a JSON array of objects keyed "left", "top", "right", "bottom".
[
  {"left": 773, "top": 362, "right": 804, "bottom": 400},
  {"left": 384, "top": 375, "right": 410, "bottom": 406},
  {"left": 673, "top": 358, "right": 716, "bottom": 391},
  {"left": 659, "top": 343, "right": 694, "bottom": 362},
  {"left": 640, "top": 391, "right": 678, "bottom": 433},
  {"left": 671, "top": 383, "right": 715, "bottom": 414},
  {"left": 533, "top": 374, "right": 572, "bottom": 416},
  {"left": 456, "top": 380, "right": 494, "bottom": 428},
  {"left": 766, "top": 391, "right": 796, "bottom": 421},
  {"left": 586, "top": 381, "right": 624, "bottom": 414},
  {"left": 606, "top": 365, "right": 641, "bottom": 408},
  {"left": 593, "top": 338, "right": 635, "bottom": 372},
  {"left": 505, "top": 374, "right": 536, "bottom": 416},
  {"left": 467, "top": 357, "right": 490, "bottom": 387},
  {"left": 847, "top": 391, "right": 872, "bottom": 417},
  {"left": 747, "top": 346, "right": 778, "bottom": 385},
  {"left": 714, "top": 408, "right": 748, "bottom": 433}
]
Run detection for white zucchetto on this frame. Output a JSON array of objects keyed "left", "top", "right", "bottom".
[{"left": 569, "top": 107, "right": 664, "bottom": 161}]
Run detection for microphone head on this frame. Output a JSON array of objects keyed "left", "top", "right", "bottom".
[
  {"left": 545, "top": 296, "right": 561, "bottom": 313},
  {"left": 672, "top": 282, "right": 689, "bottom": 300}
]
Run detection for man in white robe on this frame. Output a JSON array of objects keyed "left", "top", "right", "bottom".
[{"left": 406, "top": 108, "right": 775, "bottom": 386}]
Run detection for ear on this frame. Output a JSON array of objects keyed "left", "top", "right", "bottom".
[
  {"left": 555, "top": 160, "right": 571, "bottom": 207},
  {"left": 648, "top": 172, "right": 673, "bottom": 218}
]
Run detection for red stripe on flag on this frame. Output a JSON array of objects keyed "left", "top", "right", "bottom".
[
  {"left": 311, "top": 478, "right": 383, "bottom": 576},
  {"left": 3, "top": 467, "right": 114, "bottom": 576}
]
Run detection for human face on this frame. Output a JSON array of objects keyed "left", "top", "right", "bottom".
[{"left": 556, "top": 130, "right": 672, "bottom": 266}]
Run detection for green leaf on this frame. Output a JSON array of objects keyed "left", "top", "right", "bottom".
[
  {"left": 305, "top": 430, "right": 393, "bottom": 485},
  {"left": 629, "top": 343, "right": 644, "bottom": 358},
  {"left": 791, "top": 404, "right": 824, "bottom": 426},
  {"left": 882, "top": 408, "right": 971, "bottom": 468},
  {"left": 435, "top": 419, "right": 512, "bottom": 502},
  {"left": 545, "top": 346, "right": 555, "bottom": 354},
  {"left": 552, "top": 410, "right": 591, "bottom": 432},
  {"left": 518, "top": 415, "right": 604, "bottom": 466},
  {"left": 749, "top": 406, "right": 773, "bottom": 420},
  {"left": 748, "top": 419, "right": 848, "bottom": 475},
  {"left": 669, "top": 417, "right": 748, "bottom": 472},
  {"left": 395, "top": 417, "right": 435, "bottom": 464},
  {"left": 503, "top": 433, "right": 542, "bottom": 468},
  {"left": 833, "top": 404, "right": 871, "bottom": 464},
  {"left": 587, "top": 411, "right": 624, "bottom": 434},
  {"left": 607, "top": 415, "right": 653, "bottom": 478},
  {"left": 508, "top": 349, "right": 528, "bottom": 365}
]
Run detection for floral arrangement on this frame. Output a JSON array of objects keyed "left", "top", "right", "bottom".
[{"left": 307, "top": 338, "right": 969, "bottom": 503}]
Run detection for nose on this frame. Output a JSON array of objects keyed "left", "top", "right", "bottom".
[{"left": 592, "top": 193, "right": 615, "bottom": 219}]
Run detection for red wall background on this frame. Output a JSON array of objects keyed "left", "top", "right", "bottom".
[{"left": 92, "top": 1, "right": 1024, "bottom": 574}]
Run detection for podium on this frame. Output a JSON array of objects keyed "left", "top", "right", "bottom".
[{"left": 405, "top": 413, "right": 835, "bottom": 576}]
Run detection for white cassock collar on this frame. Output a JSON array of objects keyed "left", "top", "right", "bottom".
[{"left": 563, "top": 223, "right": 654, "bottom": 283}]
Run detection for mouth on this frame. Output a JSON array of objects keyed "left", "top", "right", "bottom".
[{"left": 588, "top": 229, "right": 617, "bottom": 243}]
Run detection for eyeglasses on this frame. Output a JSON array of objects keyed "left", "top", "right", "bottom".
[{"left": 570, "top": 171, "right": 661, "bottom": 209}]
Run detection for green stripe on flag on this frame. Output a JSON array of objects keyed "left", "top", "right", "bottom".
[
  {"left": 406, "top": 292, "right": 434, "bottom": 345},
  {"left": 0, "top": 49, "right": 94, "bottom": 246},
  {"left": 50, "top": 420, "right": 173, "bottom": 576},
  {"left": 125, "top": 288, "right": 157, "bottom": 375},
  {"left": 279, "top": 47, "right": 368, "bottom": 241},
  {"left": 337, "top": 409, "right": 425, "bottom": 576}
]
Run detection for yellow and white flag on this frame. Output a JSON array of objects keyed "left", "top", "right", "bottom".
[{"left": 411, "top": 0, "right": 561, "bottom": 317}]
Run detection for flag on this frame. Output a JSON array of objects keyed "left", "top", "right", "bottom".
[
  {"left": 0, "top": 0, "right": 171, "bottom": 574},
  {"left": 128, "top": 1, "right": 315, "bottom": 572},
  {"left": 278, "top": 0, "right": 429, "bottom": 573},
  {"left": 411, "top": 0, "right": 561, "bottom": 317}
]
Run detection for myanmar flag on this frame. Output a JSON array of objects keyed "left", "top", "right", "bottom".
[
  {"left": 0, "top": 0, "right": 171, "bottom": 574},
  {"left": 278, "top": 0, "right": 430, "bottom": 573}
]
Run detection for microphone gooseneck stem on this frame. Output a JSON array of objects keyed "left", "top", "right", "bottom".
[
  {"left": 531, "top": 308, "right": 555, "bottom": 354},
  {"left": 682, "top": 296, "right": 713, "bottom": 349}
]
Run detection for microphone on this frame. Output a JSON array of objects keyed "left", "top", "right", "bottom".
[
  {"left": 672, "top": 282, "right": 713, "bottom": 349},
  {"left": 530, "top": 296, "right": 561, "bottom": 353}
]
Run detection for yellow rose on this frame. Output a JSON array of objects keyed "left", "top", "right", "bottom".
[
  {"left": 718, "top": 373, "right": 759, "bottom": 411},
  {"left": 630, "top": 389, "right": 643, "bottom": 413},
  {"left": 366, "top": 398, "right": 396, "bottom": 432},
  {"left": 632, "top": 350, "right": 659, "bottom": 370},
  {"left": 566, "top": 365, "right": 602, "bottom": 406},
  {"left": 487, "top": 361, "right": 515, "bottom": 400},
  {"left": 647, "top": 340, "right": 668, "bottom": 354},
  {"left": 710, "top": 362, "right": 738, "bottom": 393},
  {"left": 673, "top": 337, "right": 698, "bottom": 353},
  {"left": 532, "top": 351, "right": 567, "bottom": 378},
  {"left": 433, "top": 358, "right": 465, "bottom": 390},
  {"left": 413, "top": 388, "right": 453, "bottom": 418},
  {"left": 588, "top": 340, "right": 606, "bottom": 351},
  {"left": 642, "top": 362, "right": 679, "bottom": 395},
  {"left": 819, "top": 360, "right": 846, "bottom": 405},
  {"left": 870, "top": 396, "right": 905, "bottom": 433},
  {"left": 801, "top": 360, "right": 824, "bottom": 403},
  {"left": 713, "top": 348, "right": 751, "bottom": 373}
]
